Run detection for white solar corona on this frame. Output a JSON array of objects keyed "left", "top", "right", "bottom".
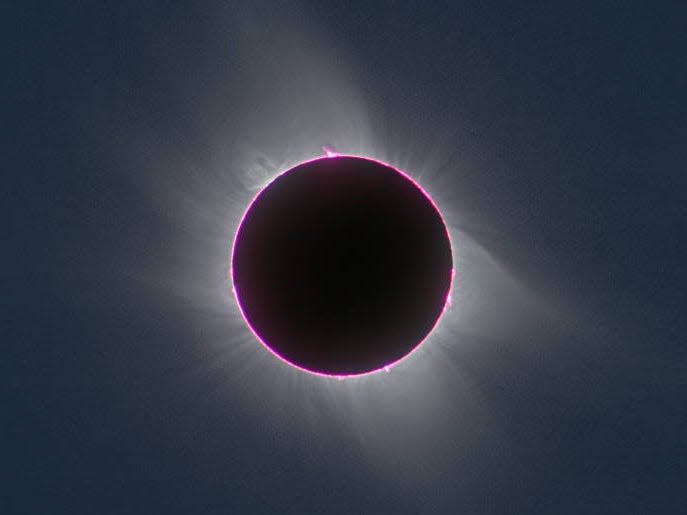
[{"left": 113, "top": 2, "right": 547, "bottom": 481}]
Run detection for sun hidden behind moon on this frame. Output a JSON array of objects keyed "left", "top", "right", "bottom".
[{"left": 231, "top": 155, "right": 454, "bottom": 378}]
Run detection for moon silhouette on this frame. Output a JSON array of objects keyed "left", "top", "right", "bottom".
[{"left": 231, "top": 155, "right": 453, "bottom": 377}]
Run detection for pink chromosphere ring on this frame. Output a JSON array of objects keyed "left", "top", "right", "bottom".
[{"left": 230, "top": 155, "right": 453, "bottom": 378}]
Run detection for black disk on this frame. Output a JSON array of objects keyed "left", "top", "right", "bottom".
[{"left": 231, "top": 156, "right": 453, "bottom": 376}]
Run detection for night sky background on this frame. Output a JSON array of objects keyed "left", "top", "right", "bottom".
[{"left": 4, "top": 1, "right": 686, "bottom": 514}]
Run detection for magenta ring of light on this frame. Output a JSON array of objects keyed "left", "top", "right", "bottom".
[{"left": 229, "top": 152, "right": 455, "bottom": 380}]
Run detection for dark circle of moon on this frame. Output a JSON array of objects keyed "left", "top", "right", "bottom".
[{"left": 230, "top": 155, "right": 453, "bottom": 377}]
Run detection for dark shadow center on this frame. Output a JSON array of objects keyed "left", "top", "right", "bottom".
[{"left": 231, "top": 156, "right": 453, "bottom": 376}]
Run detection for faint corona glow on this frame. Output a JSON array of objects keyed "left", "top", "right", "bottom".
[{"left": 229, "top": 151, "right": 455, "bottom": 380}]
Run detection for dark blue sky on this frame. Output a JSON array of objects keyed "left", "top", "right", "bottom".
[{"left": 5, "top": 1, "right": 686, "bottom": 513}]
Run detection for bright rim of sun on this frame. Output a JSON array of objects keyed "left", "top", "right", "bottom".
[{"left": 228, "top": 149, "right": 456, "bottom": 380}]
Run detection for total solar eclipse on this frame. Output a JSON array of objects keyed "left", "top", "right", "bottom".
[{"left": 231, "top": 155, "right": 453, "bottom": 377}]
